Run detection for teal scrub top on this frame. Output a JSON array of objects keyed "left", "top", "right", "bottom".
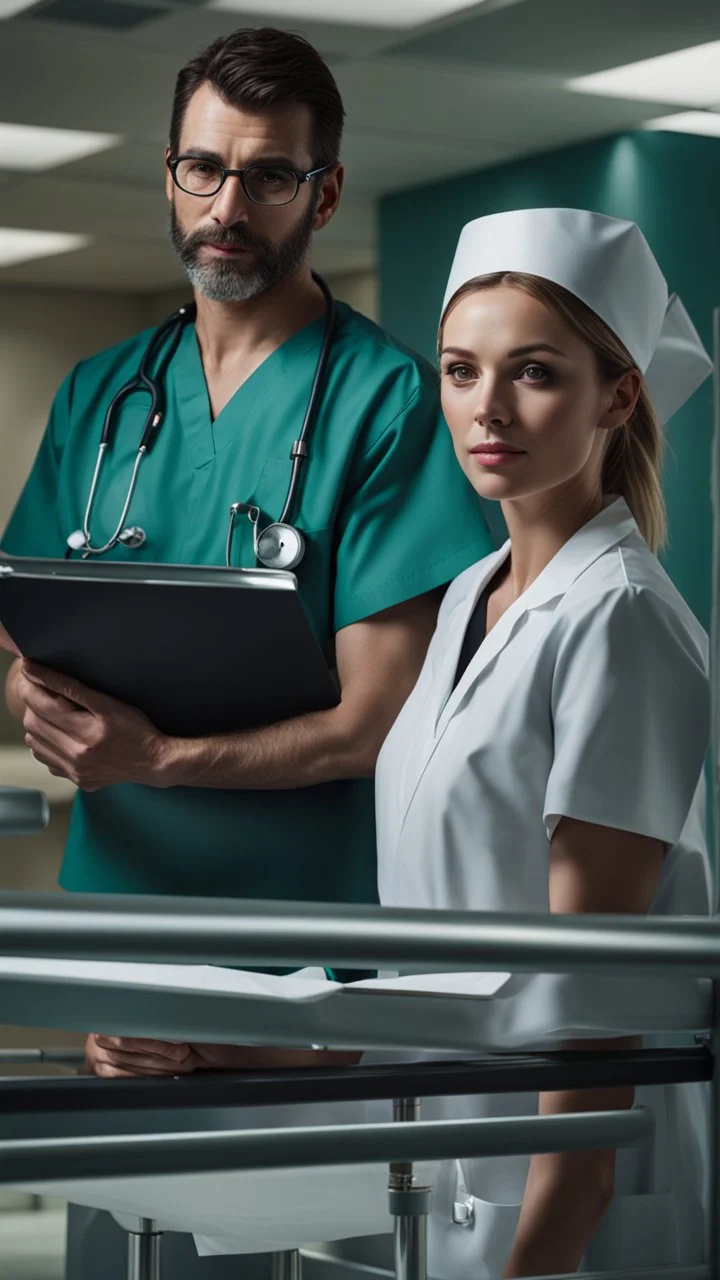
[{"left": 2, "top": 302, "right": 494, "bottom": 905}]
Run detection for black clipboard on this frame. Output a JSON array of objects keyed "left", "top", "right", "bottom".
[{"left": 0, "top": 557, "right": 339, "bottom": 736}]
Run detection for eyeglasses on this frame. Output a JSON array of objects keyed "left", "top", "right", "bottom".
[{"left": 167, "top": 155, "right": 334, "bottom": 205}]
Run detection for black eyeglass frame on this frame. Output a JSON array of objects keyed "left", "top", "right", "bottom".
[{"left": 166, "top": 154, "right": 335, "bottom": 204}]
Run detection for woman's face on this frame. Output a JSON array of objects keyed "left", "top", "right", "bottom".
[{"left": 440, "top": 285, "right": 632, "bottom": 506}]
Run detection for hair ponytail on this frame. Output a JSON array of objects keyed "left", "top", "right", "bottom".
[{"left": 600, "top": 385, "right": 666, "bottom": 551}]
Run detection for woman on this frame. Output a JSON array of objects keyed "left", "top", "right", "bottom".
[{"left": 375, "top": 207, "right": 713, "bottom": 1278}]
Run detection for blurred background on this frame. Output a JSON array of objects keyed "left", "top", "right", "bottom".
[{"left": 0, "top": 0, "right": 719, "bottom": 1273}]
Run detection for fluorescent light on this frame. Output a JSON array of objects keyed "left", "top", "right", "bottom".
[
  {"left": 643, "top": 111, "right": 720, "bottom": 137},
  {"left": 568, "top": 39, "right": 720, "bottom": 107},
  {"left": 210, "top": 0, "right": 481, "bottom": 28},
  {"left": 0, "top": 123, "right": 121, "bottom": 171},
  {"left": 0, "top": 0, "right": 41, "bottom": 16},
  {"left": 0, "top": 229, "right": 90, "bottom": 268}
]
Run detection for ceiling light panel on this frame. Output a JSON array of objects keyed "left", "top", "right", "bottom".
[
  {"left": 568, "top": 40, "right": 720, "bottom": 108},
  {"left": 0, "top": 123, "right": 122, "bottom": 171},
  {"left": 643, "top": 111, "right": 720, "bottom": 138},
  {"left": 210, "top": 0, "right": 482, "bottom": 29},
  {"left": 0, "top": 0, "right": 41, "bottom": 16},
  {"left": 0, "top": 228, "right": 90, "bottom": 267}
]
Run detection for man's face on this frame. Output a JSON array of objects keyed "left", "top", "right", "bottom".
[{"left": 167, "top": 83, "right": 325, "bottom": 302}]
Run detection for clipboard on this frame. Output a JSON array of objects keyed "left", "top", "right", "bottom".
[{"left": 0, "top": 556, "right": 339, "bottom": 736}]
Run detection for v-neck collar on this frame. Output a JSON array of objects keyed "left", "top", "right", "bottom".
[
  {"left": 169, "top": 304, "right": 344, "bottom": 470},
  {"left": 434, "top": 498, "right": 639, "bottom": 736}
]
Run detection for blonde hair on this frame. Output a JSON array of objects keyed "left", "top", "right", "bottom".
[{"left": 441, "top": 272, "right": 667, "bottom": 552}]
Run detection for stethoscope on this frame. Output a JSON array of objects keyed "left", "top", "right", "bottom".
[{"left": 66, "top": 272, "right": 336, "bottom": 572}]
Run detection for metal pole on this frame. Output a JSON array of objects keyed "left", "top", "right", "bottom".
[
  {"left": 711, "top": 305, "right": 720, "bottom": 906},
  {"left": 0, "top": 789, "right": 49, "bottom": 837},
  {"left": 272, "top": 1251, "right": 302, "bottom": 1280},
  {"left": 1, "top": 890, "right": 720, "bottom": 974},
  {"left": 126, "top": 1219, "right": 162, "bottom": 1280},
  {"left": 709, "top": 983, "right": 720, "bottom": 1278},
  {"left": 0, "top": 1108, "right": 654, "bottom": 1183},
  {"left": 0, "top": 1048, "right": 85, "bottom": 1066},
  {"left": 389, "top": 1099, "right": 431, "bottom": 1280}
]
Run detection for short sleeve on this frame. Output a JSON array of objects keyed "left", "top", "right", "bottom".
[
  {"left": 2, "top": 368, "right": 75, "bottom": 558},
  {"left": 333, "top": 377, "right": 494, "bottom": 629},
  {"left": 544, "top": 586, "right": 709, "bottom": 845}
]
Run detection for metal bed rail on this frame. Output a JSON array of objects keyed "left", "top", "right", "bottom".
[
  {"left": 0, "top": 1045, "right": 711, "bottom": 1114},
  {"left": 0, "top": 787, "right": 48, "bottom": 837},
  {"left": 0, "top": 888, "right": 719, "bottom": 974},
  {"left": 0, "top": 891, "right": 716, "bottom": 1280},
  {"left": 0, "top": 1107, "right": 654, "bottom": 1182}
]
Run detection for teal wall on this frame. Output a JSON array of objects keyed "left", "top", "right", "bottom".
[{"left": 380, "top": 130, "right": 719, "bottom": 633}]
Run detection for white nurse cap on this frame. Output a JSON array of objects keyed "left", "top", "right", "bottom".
[{"left": 441, "top": 207, "right": 712, "bottom": 422}]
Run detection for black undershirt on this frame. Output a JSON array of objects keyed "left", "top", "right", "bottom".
[{"left": 453, "top": 566, "right": 508, "bottom": 690}]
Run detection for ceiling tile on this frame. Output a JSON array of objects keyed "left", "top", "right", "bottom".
[
  {"left": 383, "top": 0, "right": 720, "bottom": 76},
  {"left": 0, "top": 236, "right": 182, "bottom": 290},
  {"left": 3, "top": 0, "right": 719, "bottom": 288},
  {"left": 0, "top": 22, "right": 178, "bottom": 135},
  {"left": 126, "top": 6, "right": 402, "bottom": 59},
  {"left": 28, "top": 0, "right": 167, "bottom": 30},
  {"left": 341, "top": 128, "right": 507, "bottom": 194},
  {"left": 0, "top": 175, "right": 168, "bottom": 237}
]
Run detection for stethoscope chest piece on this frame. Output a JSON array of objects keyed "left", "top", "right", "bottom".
[
  {"left": 256, "top": 522, "right": 305, "bottom": 572},
  {"left": 227, "top": 503, "right": 305, "bottom": 572}
]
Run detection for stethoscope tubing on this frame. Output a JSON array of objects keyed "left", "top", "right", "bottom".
[{"left": 70, "top": 276, "right": 334, "bottom": 567}]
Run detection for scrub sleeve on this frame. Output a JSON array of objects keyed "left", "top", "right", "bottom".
[
  {"left": 544, "top": 585, "right": 709, "bottom": 843},
  {"left": 333, "top": 370, "right": 491, "bottom": 630},
  {"left": 2, "top": 370, "right": 74, "bottom": 558}
]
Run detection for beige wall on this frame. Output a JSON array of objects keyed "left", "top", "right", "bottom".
[{"left": 0, "top": 287, "right": 149, "bottom": 535}]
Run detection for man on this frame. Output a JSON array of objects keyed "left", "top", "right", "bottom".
[{"left": 2, "top": 24, "right": 493, "bottom": 1277}]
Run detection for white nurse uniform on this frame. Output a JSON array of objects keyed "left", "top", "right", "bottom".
[{"left": 376, "top": 497, "right": 710, "bottom": 1278}]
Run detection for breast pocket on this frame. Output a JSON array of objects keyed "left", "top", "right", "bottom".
[
  {"left": 249, "top": 457, "right": 290, "bottom": 524},
  {"left": 427, "top": 1160, "right": 522, "bottom": 1280}
]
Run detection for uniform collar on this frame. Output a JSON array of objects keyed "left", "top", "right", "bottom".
[
  {"left": 435, "top": 497, "right": 639, "bottom": 736},
  {"left": 497, "top": 495, "right": 638, "bottom": 615}
]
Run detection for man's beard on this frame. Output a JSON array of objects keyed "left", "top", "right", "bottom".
[{"left": 169, "top": 199, "right": 317, "bottom": 303}]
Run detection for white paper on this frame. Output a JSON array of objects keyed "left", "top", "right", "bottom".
[
  {"left": 17, "top": 1159, "right": 437, "bottom": 1253},
  {"left": 0, "top": 957, "right": 709, "bottom": 1050}
]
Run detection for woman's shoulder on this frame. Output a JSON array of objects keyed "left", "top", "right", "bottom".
[{"left": 556, "top": 538, "right": 707, "bottom": 667}]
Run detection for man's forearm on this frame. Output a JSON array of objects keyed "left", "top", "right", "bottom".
[
  {"left": 154, "top": 700, "right": 378, "bottom": 791},
  {"left": 16, "top": 594, "right": 439, "bottom": 793}
]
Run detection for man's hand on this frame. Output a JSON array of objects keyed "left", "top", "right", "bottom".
[
  {"left": 19, "top": 662, "right": 168, "bottom": 791},
  {"left": 85, "top": 1034, "right": 360, "bottom": 1077},
  {"left": 85, "top": 1034, "right": 196, "bottom": 1079},
  {"left": 7, "top": 591, "right": 441, "bottom": 792}
]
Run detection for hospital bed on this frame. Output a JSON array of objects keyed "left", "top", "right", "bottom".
[{"left": 0, "top": 784, "right": 717, "bottom": 1280}]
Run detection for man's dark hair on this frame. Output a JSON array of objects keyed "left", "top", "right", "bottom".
[{"left": 170, "top": 27, "right": 345, "bottom": 169}]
